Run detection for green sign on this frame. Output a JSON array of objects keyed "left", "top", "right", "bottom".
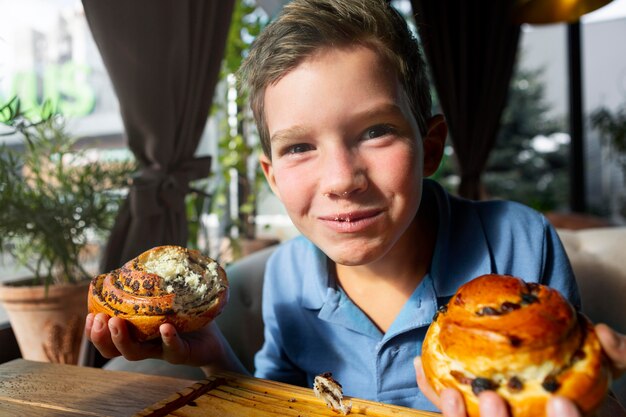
[{"left": 3, "top": 62, "right": 96, "bottom": 117}]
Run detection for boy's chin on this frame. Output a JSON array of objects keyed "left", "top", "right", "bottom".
[{"left": 322, "top": 242, "right": 388, "bottom": 267}]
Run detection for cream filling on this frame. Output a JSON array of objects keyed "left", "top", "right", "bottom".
[{"left": 143, "top": 247, "right": 222, "bottom": 310}]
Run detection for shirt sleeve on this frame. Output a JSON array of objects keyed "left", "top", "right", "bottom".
[{"left": 253, "top": 251, "right": 307, "bottom": 386}]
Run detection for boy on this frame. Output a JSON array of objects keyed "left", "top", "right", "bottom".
[{"left": 86, "top": 0, "right": 626, "bottom": 416}]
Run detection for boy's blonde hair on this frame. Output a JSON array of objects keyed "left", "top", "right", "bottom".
[{"left": 239, "top": 0, "right": 432, "bottom": 158}]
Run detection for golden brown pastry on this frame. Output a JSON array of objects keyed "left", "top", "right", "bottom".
[
  {"left": 88, "top": 245, "right": 228, "bottom": 341},
  {"left": 421, "top": 274, "right": 611, "bottom": 417}
]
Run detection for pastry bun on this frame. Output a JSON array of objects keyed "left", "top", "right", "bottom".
[
  {"left": 422, "top": 274, "right": 611, "bottom": 417},
  {"left": 88, "top": 245, "right": 228, "bottom": 341}
]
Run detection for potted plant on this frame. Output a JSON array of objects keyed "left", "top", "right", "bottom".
[{"left": 0, "top": 98, "right": 134, "bottom": 364}]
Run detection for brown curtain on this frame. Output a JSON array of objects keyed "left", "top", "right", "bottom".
[
  {"left": 82, "top": 0, "right": 235, "bottom": 271},
  {"left": 411, "top": 0, "right": 521, "bottom": 200}
]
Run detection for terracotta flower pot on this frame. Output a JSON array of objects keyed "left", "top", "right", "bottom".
[{"left": 0, "top": 279, "right": 90, "bottom": 364}]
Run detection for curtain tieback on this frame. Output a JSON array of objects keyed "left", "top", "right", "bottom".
[{"left": 129, "top": 156, "right": 212, "bottom": 217}]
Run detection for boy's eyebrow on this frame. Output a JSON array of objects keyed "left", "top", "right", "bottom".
[
  {"left": 269, "top": 102, "right": 408, "bottom": 144},
  {"left": 356, "top": 102, "right": 406, "bottom": 120},
  {"left": 270, "top": 125, "right": 310, "bottom": 145}
]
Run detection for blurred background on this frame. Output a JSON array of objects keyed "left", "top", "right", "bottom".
[{"left": 1, "top": 0, "right": 625, "bottom": 336}]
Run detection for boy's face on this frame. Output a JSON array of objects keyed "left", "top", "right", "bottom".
[{"left": 260, "top": 45, "right": 443, "bottom": 266}]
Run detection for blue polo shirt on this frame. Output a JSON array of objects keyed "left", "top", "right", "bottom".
[{"left": 254, "top": 179, "right": 580, "bottom": 412}]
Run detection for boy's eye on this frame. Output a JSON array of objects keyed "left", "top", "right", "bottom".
[
  {"left": 364, "top": 124, "right": 396, "bottom": 139},
  {"left": 286, "top": 143, "right": 314, "bottom": 154}
]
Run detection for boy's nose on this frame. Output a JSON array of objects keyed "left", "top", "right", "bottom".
[{"left": 320, "top": 148, "right": 367, "bottom": 198}]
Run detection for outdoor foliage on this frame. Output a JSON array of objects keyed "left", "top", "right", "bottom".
[
  {"left": 484, "top": 64, "right": 569, "bottom": 211},
  {"left": 0, "top": 98, "right": 135, "bottom": 286},
  {"left": 193, "top": 0, "right": 267, "bottom": 259},
  {"left": 591, "top": 103, "right": 626, "bottom": 170},
  {"left": 430, "top": 63, "right": 569, "bottom": 212},
  {"left": 590, "top": 101, "right": 626, "bottom": 218}
]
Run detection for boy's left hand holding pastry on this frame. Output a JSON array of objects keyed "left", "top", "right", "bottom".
[{"left": 415, "top": 323, "right": 626, "bottom": 417}]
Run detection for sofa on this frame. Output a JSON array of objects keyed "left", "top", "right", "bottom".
[
  {"left": 105, "top": 227, "right": 626, "bottom": 404},
  {"left": 557, "top": 227, "right": 626, "bottom": 334}
]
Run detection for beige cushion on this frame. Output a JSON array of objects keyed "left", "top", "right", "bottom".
[{"left": 557, "top": 227, "right": 626, "bottom": 334}]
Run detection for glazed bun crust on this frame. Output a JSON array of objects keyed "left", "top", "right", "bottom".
[
  {"left": 88, "top": 246, "right": 228, "bottom": 341},
  {"left": 422, "top": 274, "right": 611, "bottom": 417}
]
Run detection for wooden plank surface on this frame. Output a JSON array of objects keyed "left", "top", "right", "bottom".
[
  {"left": 0, "top": 359, "right": 196, "bottom": 417},
  {"left": 139, "top": 371, "right": 440, "bottom": 417}
]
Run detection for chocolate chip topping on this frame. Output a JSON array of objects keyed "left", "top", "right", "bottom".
[
  {"left": 520, "top": 292, "right": 539, "bottom": 305},
  {"left": 542, "top": 375, "right": 560, "bottom": 393},
  {"left": 433, "top": 305, "right": 448, "bottom": 321},
  {"left": 508, "top": 335, "right": 523, "bottom": 347},
  {"left": 507, "top": 376, "right": 523, "bottom": 392},
  {"left": 500, "top": 302, "right": 521, "bottom": 312},
  {"left": 476, "top": 306, "right": 500, "bottom": 316},
  {"left": 450, "top": 370, "right": 473, "bottom": 385},
  {"left": 471, "top": 377, "right": 498, "bottom": 395}
]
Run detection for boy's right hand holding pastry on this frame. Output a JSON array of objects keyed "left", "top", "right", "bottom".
[{"left": 84, "top": 245, "right": 247, "bottom": 375}]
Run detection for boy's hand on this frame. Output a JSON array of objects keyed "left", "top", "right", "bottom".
[
  {"left": 414, "top": 356, "right": 521, "bottom": 417},
  {"left": 85, "top": 312, "right": 224, "bottom": 367},
  {"left": 596, "top": 323, "right": 626, "bottom": 380},
  {"left": 414, "top": 352, "right": 625, "bottom": 417}
]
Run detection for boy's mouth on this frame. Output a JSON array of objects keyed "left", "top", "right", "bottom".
[{"left": 319, "top": 209, "right": 381, "bottom": 223}]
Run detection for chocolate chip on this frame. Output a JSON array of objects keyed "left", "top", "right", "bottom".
[
  {"left": 471, "top": 377, "right": 498, "bottom": 395},
  {"left": 520, "top": 293, "right": 539, "bottom": 305},
  {"left": 542, "top": 376, "right": 560, "bottom": 393},
  {"left": 476, "top": 306, "right": 500, "bottom": 316},
  {"left": 454, "top": 293, "right": 464, "bottom": 305},
  {"left": 433, "top": 305, "right": 447, "bottom": 321},
  {"left": 508, "top": 335, "right": 522, "bottom": 347},
  {"left": 526, "top": 282, "right": 540, "bottom": 293},
  {"left": 507, "top": 376, "right": 523, "bottom": 392},
  {"left": 500, "top": 302, "right": 521, "bottom": 312},
  {"left": 571, "top": 349, "right": 586, "bottom": 363},
  {"left": 450, "top": 370, "right": 473, "bottom": 385},
  {"left": 143, "top": 280, "right": 154, "bottom": 290}
]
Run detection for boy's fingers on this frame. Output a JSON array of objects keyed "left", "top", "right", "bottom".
[
  {"left": 87, "top": 313, "right": 121, "bottom": 359},
  {"left": 547, "top": 396, "right": 580, "bottom": 417},
  {"left": 108, "top": 316, "right": 161, "bottom": 361},
  {"left": 478, "top": 391, "right": 510, "bottom": 417},
  {"left": 414, "top": 357, "right": 442, "bottom": 410},
  {"left": 84, "top": 313, "right": 94, "bottom": 339},
  {"left": 596, "top": 323, "right": 626, "bottom": 377},
  {"left": 440, "top": 388, "right": 466, "bottom": 417},
  {"left": 160, "top": 324, "right": 190, "bottom": 364}
]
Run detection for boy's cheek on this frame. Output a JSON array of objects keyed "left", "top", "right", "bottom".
[{"left": 273, "top": 173, "right": 312, "bottom": 208}]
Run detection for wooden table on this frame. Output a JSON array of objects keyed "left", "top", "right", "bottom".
[
  {"left": 0, "top": 359, "right": 439, "bottom": 417},
  {"left": 0, "top": 359, "right": 196, "bottom": 417}
]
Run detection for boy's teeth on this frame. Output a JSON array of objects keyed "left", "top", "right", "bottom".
[{"left": 334, "top": 216, "right": 352, "bottom": 222}]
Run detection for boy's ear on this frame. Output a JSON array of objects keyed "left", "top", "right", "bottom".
[
  {"left": 422, "top": 114, "right": 448, "bottom": 177},
  {"left": 259, "top": 153, "right": 280, "bottom": 198}
]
